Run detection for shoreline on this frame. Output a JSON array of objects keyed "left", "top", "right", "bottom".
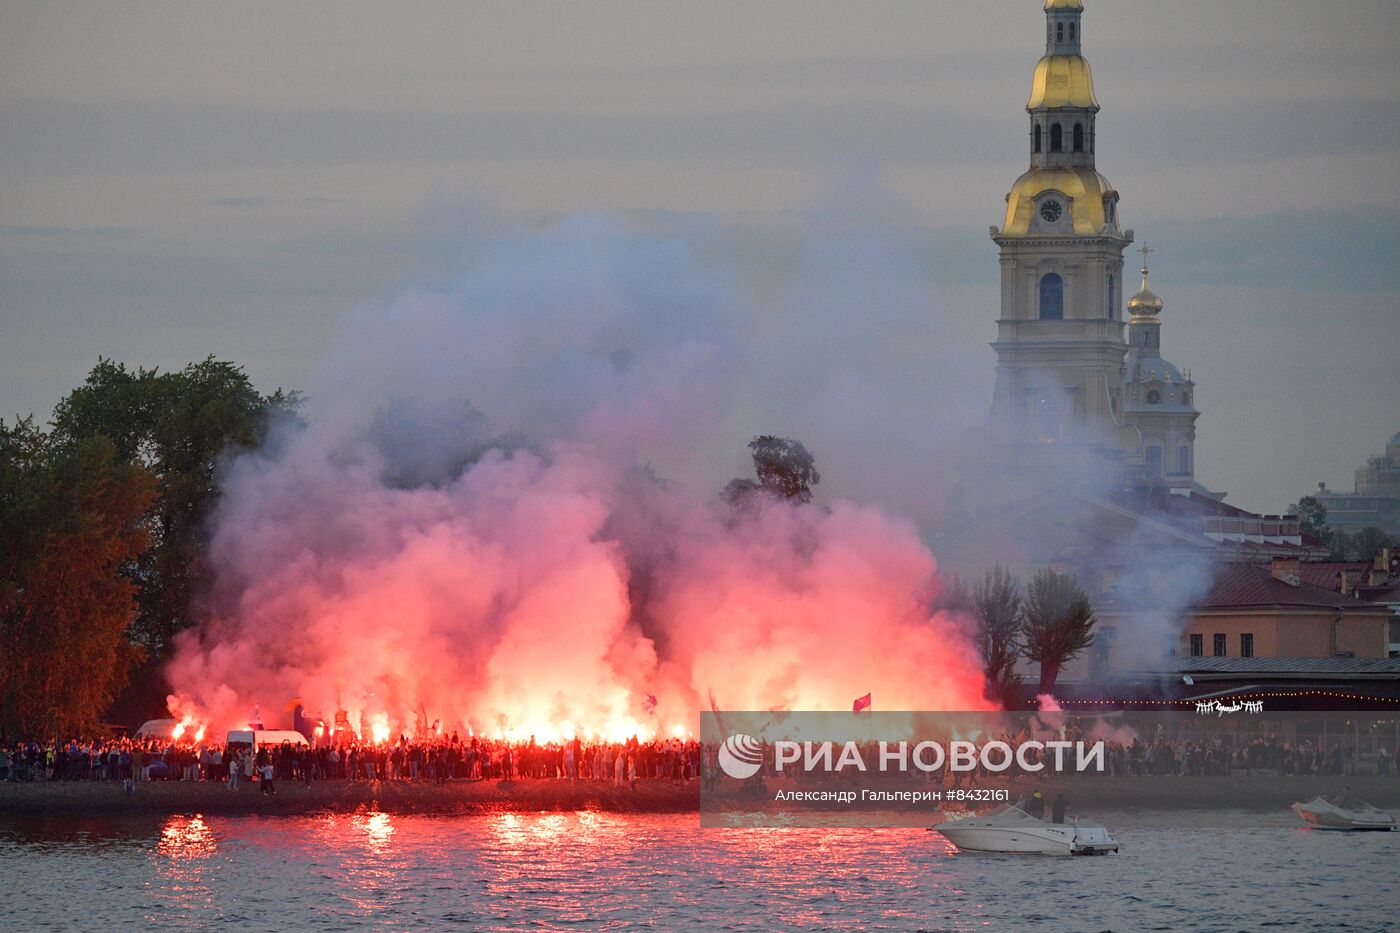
[{"left": 3, "top": 773, "right": 1399, "bottom": 819}]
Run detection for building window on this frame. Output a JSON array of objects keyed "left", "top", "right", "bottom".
[
  {"left": 1146, "top": 446, "right": 1162, "bottom": 479},
  {"left": 1178, "top": 446, "right": 1190, "bottom": 475},
  {"left": 1213, "top": 634, "right": 1227, "bottom": 657},
  {"left": 1057, "top": 22, "right": 1064, "bottom": 42},
  {"left": 1039, "top": 273, "right": 1064, "bottom": 320},
  {"left": 1107, "top": 273, "right": 1116, "bottom": 317},
  {"left": 1050, "top": 123, "right": 1063, "bottom": 152},
  {"left": 1034, "top": 124, "right": 1042, "bottom": 153},
  {"left": 1073, "top": 123, "right": 1085, "bottom": 152},
  {"left": 1190, "top": 634, "right": 1203, "bottom": 657},
  {"left": 1069, "top": 22, "right": 1076, "bottom": 41},
  {"left": 1240, "top": 633, "right": 1254, "bottom": 658}
]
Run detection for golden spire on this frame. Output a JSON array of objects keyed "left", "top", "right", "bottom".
[
  {"left": 1045, "top": 0, "right": 1084, "bottom": 8},
  {"left": 1127, "top": 242, "right": 1164, "bottom": 321}
]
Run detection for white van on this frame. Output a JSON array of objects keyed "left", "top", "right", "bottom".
[{"left": 224, "top": 729, "right": 310, "bottom": 752}]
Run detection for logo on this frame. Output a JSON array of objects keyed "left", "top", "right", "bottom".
[
  {"left": 1195, "top": 699, "right": 1263, "bottom": 716},
  {"left": 718, "top": 733, "right": 764, "bottom": 779}
]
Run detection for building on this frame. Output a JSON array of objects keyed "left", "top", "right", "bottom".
[
  {"left": 989, "top": 0, "right": 1135, "bottom": 457},
  {"left": 1120, "top": 250, "right": 1203, "bottom": 491},
  {"left": 1183, "top": 559, "right": 1392, "bottom": 661},
  {"left": 1313, "top": 432, "right": 1400, "bottom": 539}
]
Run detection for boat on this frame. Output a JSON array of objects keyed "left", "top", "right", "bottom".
[
  {"left": 1292, "top": 796, "right": 1397, "bottom": 831},
  {"left": 932, "top": 803, "right": 1119, "bottom": 855}
]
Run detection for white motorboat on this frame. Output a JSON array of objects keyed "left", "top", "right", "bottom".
[
  {"left": 1292, "top": 796, "right": 1397, "bottom": 831},
  {"left": 933, "top": 803, "right": 1119, "bottom": 855}
]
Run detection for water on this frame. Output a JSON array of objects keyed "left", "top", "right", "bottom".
[{"left": 2, "top": 810, "right": 1397, "bottom": 931}]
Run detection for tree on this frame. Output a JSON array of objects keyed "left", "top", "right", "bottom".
[
  {"left": 0, "top": 420, "right": 156, "bottom": 737},
  {"left": 973, "top": 566, "right": 1024, "bottom": 708},
  {"left": 723, "top": 435, "right": 820, "bottom": 507},
  {"left": 1021, "top": 569, "right": 1096, "bottom": 696},
  {"left": 1287, "top": 496, "right": 1328, "bottom": 540},
  {"left": 50, "top": 357, "right": 297, "bottom": 657},
  {"left": 1352, "top": 527, "right": 1396, "bottom": 562}
]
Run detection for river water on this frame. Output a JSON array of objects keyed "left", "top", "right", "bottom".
[{"left": 2, "top": 810, "right": 1397, "bottom": 931}]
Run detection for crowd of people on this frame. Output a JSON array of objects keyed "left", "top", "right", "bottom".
[
  {"left": 0, "top": 733, "right": 705, "bottom": 792},
  {"left": 0, "top": 729, "right": 1393, "bottom": 790}
]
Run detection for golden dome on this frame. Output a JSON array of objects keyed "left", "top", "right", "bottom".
[
  {"left": 1001, "top": 167, "right": 1116, "bottom": 236},
  {"left": 1045, "top": 0, "right": 1084, "bottom": 8},
  {"left": 1028, "top": 55, "right": 1099, "bottom": 110},
  {"left": 1127, "top": 283, "right": 1163, "bottom": 321},
  {"left": 1128, "top": 245, "right": 1164, "bottom": 321}
]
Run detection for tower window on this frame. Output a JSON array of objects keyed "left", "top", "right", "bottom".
[
  {"left": 1039, "top": 273, "right": 1064, "bottom": 320},
  {"left": 1057, "top": 22, "right": 1064, "bottom": 43},
  {"left": 1179, "top": 446, "right": 1190, "bottom": 475},
  {"left": 1073, "top": 123, "right": 1085, "bottom": 152},
  {"left": 1069, "top": 22, "right": 1076, "bottom": 41},
  {"left": 1034, "top": 124, "right": 1042, "bottom": 153},
  {"left": 1146, "top": 446, "right": 1163, "bottom": 478},
  {"left": 1050, "top": 124, "right": 1063, "bottom": 152},
  {"left": 1107, "top": 274, "right": 1115, "bottom": 317}
]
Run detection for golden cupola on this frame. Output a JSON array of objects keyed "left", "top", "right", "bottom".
[
  {"left": 999, "top": 0, "right": 1121, "bottom": 238},
  {"left": 1127, "top": 245, "right": 1165, "bottom": 323}
]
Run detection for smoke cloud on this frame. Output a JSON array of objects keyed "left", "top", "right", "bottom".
[{"left": 167, "top": 199, "right": 994, "bottom": 740}]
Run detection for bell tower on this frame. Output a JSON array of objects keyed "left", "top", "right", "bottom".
[{"left": 989, "top": 0, "right": 1134, "bottom": 451}]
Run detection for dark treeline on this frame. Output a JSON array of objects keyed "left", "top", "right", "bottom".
[{"left": 0, "top": 358, "right": 296, "bottom": 738}]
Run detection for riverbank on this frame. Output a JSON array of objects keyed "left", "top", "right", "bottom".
[{"left": 2, "top": 773, "right": 1398, "bottom": 818}]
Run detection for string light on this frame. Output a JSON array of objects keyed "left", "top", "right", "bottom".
[{"left": 1048, "top": 690, "right": 1400, "bottom": 707}]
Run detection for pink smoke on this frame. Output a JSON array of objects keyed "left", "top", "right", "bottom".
[{"left": 165, "top": 215, "right": 994, "bottom": 740}]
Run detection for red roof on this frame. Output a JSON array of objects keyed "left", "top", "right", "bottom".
[
  {"left": 1192, "top": 563, "right": 1389, "bottom": 612},
  {"left": 1297, "top": 561, "right": 1371, "bottom": 592}
]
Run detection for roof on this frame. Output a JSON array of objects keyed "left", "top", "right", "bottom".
[
  {"left": 1297, "top": 561, "right": 1371, "bottom": 591},
  {"left": 1027, "top": 55, "right": 1099, "bottom": 110},
  {"left": 1147, "top": 655, "right": 1400, "bottom": 680},
  {"left": 1191, "top": 563, "right": 1391, "bottom": 612}
]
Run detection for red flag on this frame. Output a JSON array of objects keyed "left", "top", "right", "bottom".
[{"left": 852, "top": 693, "right": 872, "bottom": 714}]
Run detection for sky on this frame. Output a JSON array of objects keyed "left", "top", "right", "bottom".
[{"left": 1, "top": 0, "right": 1398, "bottom": 515}]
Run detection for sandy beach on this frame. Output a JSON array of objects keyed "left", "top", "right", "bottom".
[{"left": 3, "top": 773, "right": 1398, "bottom": 818}]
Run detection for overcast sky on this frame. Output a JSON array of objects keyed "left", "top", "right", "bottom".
[{"left": 2, "top": 0, "right": 1398, "bottom": 514}]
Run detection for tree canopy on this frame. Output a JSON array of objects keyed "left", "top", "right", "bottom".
[
  {"left": 0, "top": 419, "right": 156, "bottom": 737},
  {"left": 1021, "top": 569, "right": 1095, "bottom": 696},
  {"left": 723, "top": 435, "right": 821, "bottom": 508}
]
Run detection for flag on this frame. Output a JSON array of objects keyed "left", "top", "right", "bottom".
[
  {"left": 852, "top": 693, "right": 872, "bottom": 714},
  {"left": 248, "top": 705, "right": 264, "bottom": 730},
  {"left": 643, "top": 693, "right": 658, "bottom": 714}
]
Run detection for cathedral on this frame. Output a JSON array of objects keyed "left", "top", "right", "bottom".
[
  {"left": 937, "top": 0, "right": 1319, "bottom": 589},
  {"left": 988, "top": 0, "right": 1205, "bottom": 495}
]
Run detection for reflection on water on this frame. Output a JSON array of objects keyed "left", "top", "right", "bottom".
[
  {"left": 2, "top": 811, "right": 1397, "bottom": 930},
  {"left": 150, "top": 815, "right": 219, "bottom": 923}
]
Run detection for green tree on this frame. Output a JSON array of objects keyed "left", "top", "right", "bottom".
[
  {"left": 50, "top": 357, "right": 297, "bottom": 656},
  {"left": 1352, "top": 527, "right": 1396, "bottom": 562},
  {"left": 1021, "top": 569, "right": 1096, "bottom": 696},
  {"left": 0, "top": 419, "right": 156, "bottom": 737},
  {"left": 1287, "top": 496, "right": 1328, "bottom": 539},
  {"left": 723, "top": 435, "right": 820, "bottom": 507},
  {"left": 973, "top": 566, "right": 1024, "bottom": 708}
]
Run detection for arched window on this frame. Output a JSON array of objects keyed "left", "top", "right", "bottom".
[
  {"left": 1178, "top": 446, "right": 1191, "bottom": 475},
  {"left": 1050, "top": 124, "right": 1063, "bottom": 152},
  {"left": 1073, "top": 123, "right": 1085, "bottom": 152},
  {"left": 1056, "top": 22, "right": 1064, "bottom": 42},
  {"left": 1069, "top": 22, "right": 1076, "bottom": 41},
  {"left": 1033, "top": 124, "right": 1042, "bottom": 153},
  {"left": 1039, "top": 273, "right": 1064, "bottom": 320}
]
